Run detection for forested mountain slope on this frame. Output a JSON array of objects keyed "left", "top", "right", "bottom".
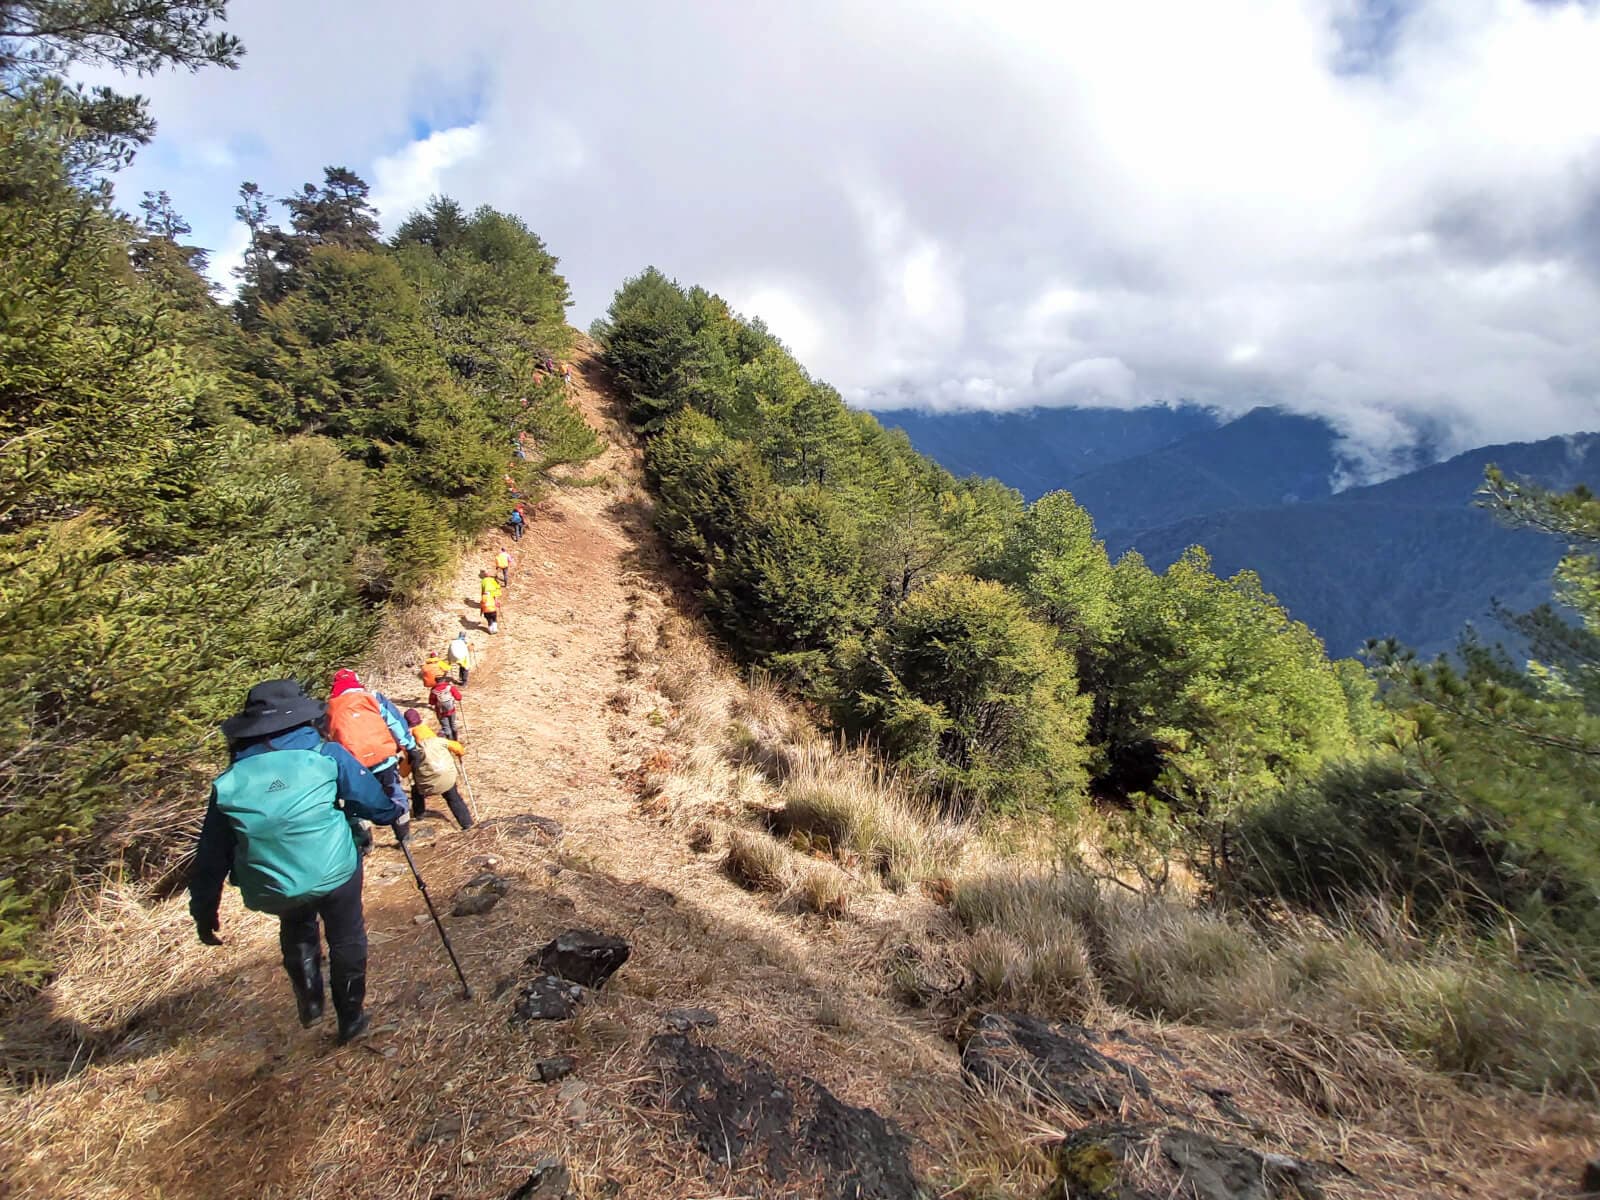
[
  {"left": 878, "top": 402, "right": 1219, "bottom": 497},
  {"left": 1128, "top": 433, "right": 1600, "bottom": 656}
]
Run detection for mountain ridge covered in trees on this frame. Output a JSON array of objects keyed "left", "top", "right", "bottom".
[{"left": 0, "top": 2, "right": 600, "bottom": 972}]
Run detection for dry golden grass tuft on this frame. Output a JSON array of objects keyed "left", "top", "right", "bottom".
[{"left": 724, "top": 828, "right": 794, "bottom": 893}]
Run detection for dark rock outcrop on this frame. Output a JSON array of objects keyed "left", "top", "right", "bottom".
[
  {"left": 506, "top": 1158, "right": 571, "bottom": 1200},
  {"left": 961, "top": 1012, "right": 1154, "bottom": 1116},
  {"left": 451, "top": 871, "right": 510, "bottom": 917},
  {"left": 511, "top": 974, "right": 583, "bottom": 1022},
  {"left": 663, "top": 1006, "right": 718, "bottom": 1032},
  {"left": 651, "top": 1034, "right": 921, "bottom": 1200},
  {"left": 1049, "top": 1124, "right": 1315, "bottom": 1200},
  {"left": 536, "top": 929, "right": 630, "bottom": 989},
  {"left": 537, "top": 1055, "right": 576, "bottom": 1082}
]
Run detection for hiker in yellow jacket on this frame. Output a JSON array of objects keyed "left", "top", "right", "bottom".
[
  {"left": 479, "top": 569, "right": 502, "bottom": 634},
  {"left": 401, "top": 709, "right": 473, "bottom": 828},
  {"left": 495, "top": 547, "right": 513, "bottom": 588}
]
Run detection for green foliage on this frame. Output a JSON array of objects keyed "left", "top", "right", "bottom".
[
  {"left": 843, "top": 576, "right": 1090, "bottom": 810},
  {"left": 0, "top": 11, "right": 597, "bottom": 976},
  {"left": 1091, "top": 548, "right": 1354, "bottom": 811},
  {"left": 994, "top": 489, "right": 1116, "bottom": 652}
]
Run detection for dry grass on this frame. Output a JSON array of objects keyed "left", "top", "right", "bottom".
[
  {"left": 724, "top": 828, "right": 794, "bottom": 893},
  {"left": 774, "top": 747, "right": 966, "bottom": 891},
  {"left": 949, "top": 864, "right": 1600, "bottom": 1102}
]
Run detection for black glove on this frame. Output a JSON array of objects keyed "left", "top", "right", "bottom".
[
  {"left": 393, "top": 814, "right": 412, "bottom": 846},
  {"left": 196, "top": 915, "right": 223, "bottom": 946}
]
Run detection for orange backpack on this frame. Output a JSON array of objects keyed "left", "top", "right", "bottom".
[{"left": 326, "top": 691, "right": 398, "bottom": 768}]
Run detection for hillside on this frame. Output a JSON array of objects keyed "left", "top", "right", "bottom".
[
  {"left": 892, "top": 399, "right": 1599, "bottom": 655},
  {"left": 1129, "top": 434, "right": 1600, "bottom": 656},
  {"left": 877, "top": 402, "right": 1220, "bottom": 498},
  {"left": 5, "top": 345, "right": 1597, "bottom": 1200}
]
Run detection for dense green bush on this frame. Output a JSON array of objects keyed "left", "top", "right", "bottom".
[{"left": 842, "top": 576, "right": 1090, "bottom": 810}]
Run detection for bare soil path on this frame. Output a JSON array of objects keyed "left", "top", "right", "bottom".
[{"left": 1, "top": 344, "right": 963, "bottom": 1199}]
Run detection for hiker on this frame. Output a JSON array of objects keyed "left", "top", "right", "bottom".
[
  {"left": 403, "top": 709, "right": 473, "bottom": 829},
  {"left": 420, "top": 650, "right": 451, "bottom": 690},
  {"left": 562, "top": 363, "right": 573, "bottom": 388},
  {"left": 447, "top": 630, "right": 475, "bottom": 686},
  {"left": 326, "top": 669, "right": 419, "bottom": 824},
  {"left": 429, "top": 673, "right": 463, "bottom": 741},
  {"left": 496, "top": 546, "right": 513, "bottom": 588},
  {"left": 480, "top": 569, "right": 502, "bottom": 635},
  {"left": 189, "top": 679, "right": 407, "bottom": 1044},
  {"left": 509, "top": 505, "right": 525, "bottom": 542}
]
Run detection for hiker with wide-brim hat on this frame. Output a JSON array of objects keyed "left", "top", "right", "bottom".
[{"left": 189, "top": 679, "right": 407, "bottom": 1045}]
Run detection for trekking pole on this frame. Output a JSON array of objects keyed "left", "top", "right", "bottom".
[
  {"left": 397, "top": 835, "right": 473, "bottom": 1000},
  {"left": 456, "top": 758, "right": 481, "bottom": 823}
]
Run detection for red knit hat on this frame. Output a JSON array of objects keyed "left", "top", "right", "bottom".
[{"left": 330, "top": 668, "right": 362, "bottom": 698}]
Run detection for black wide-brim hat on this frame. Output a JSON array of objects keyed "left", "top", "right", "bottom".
[{"left": 219, "top": 678, "right": 327, "bottom": 741}]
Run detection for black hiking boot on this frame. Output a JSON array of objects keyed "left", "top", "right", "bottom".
[
  {"left": 332, "top": 969, "right": 369, "bottom": 1045},
  {"left": 336, "top": 1011, "right": 372, "bottom": 1045},
  {"left": 284, "top": 950, "right": 325, "bottom": 1028}
]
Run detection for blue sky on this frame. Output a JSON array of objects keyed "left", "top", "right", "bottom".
[{"left": 102, "top": 0, "right": 1600, "bottom": 474}]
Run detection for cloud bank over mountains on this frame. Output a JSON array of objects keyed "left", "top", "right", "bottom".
[{"left": 111, "top": 0, "right": 1600, "bottom": 466}]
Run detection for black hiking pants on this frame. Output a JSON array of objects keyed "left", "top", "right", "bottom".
[
  {"left": 411, "top": 782, "right": 473, "bottom": 829},
  {"left": 278, "top": 862, "right": 367, "bottom": 1027}
]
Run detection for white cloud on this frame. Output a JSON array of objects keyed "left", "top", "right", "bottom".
[
  {"left": 369, "top": 124, "right": 487, "bottom": 231},
  {"left": 107, "top": 0, "right": 1600, "bottom": 466}
]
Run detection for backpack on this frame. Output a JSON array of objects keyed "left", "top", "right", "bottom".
[
  {"left": 326, "top": 691, "right": 399, "bottom": 768},
  {"left": 431, "top": 682, "right": 458, "bottom": 715},
  {"left": 213, "top": 749, "right": 356, "bottom": 913},
  {"left": 413, "top": 736, "right": 458, "bottom": 796}
]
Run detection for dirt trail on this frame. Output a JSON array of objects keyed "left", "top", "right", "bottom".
[{"left": 1, "top": 344, "right": 963, "bottom": 1199}]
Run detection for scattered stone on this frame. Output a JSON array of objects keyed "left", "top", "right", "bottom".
[
  {"left": 1584, "top": 1156, "right": 1600, "bottom": 1195},
  {"left": 451, "top": 872, "right": 510, "bottom": 917},
  {"left": 536, "top": 929, "right": 630, "bottom": 989},
  {"left": 468, "top": 854, "right": 502, "bottom": 869},
  {"left": 143, "top": 1087, "right": 161, "bottom": 1103},
  {"left": 663, "top": 1007, "right": 719, "bottom": 1033},
  {"left": 511, "top": 974, "right": 584, "bottom": 1022},
  {"left": 961, "top": 1012, "right": 1154, "bottom": 1116},
  {"left": 506, "top": 1158, "right": 571, "bottom": 1200},
  {"left": 536, "top": 1055, "right": 576, "bottom": 1082},
  {"left": 558, "top": 1078, "right": 591, "bottom": 1120},
  {"left": 413, "top": 1114, "right": 466, "bottom": 1146},
  {"left": 651, "top": 1034, "right": 920, "bottom": 1199},
  {"left": 413, "top": 914, "right": 430, "bottom": 925}
]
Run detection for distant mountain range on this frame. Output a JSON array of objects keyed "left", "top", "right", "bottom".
[{"left": 877, "top": 404, "right": 1599, "bottom": 657}]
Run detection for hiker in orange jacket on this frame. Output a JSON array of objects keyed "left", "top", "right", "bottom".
[
  {"left": 420, "top": 651, "right": 451, "bottom": 690},
  {"left": 325, "top": 669, "right": 419, "bottom": 840}
]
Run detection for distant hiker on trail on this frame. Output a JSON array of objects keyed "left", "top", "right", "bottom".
[
  {"left": 189, "top": 679, "right": 406, "bottom": 1045},
  {"left": 562, "top": 363, "right": 573, "bottom": 388},
  {"left": 326, "top": 669, "right": 419, "bottom": 827},
  {"left": 402, "top": 709, "right": 473, "bottom": 830},
  {"left": 447, "top": 631, "right": 475, "bottom": 686},
  {"left": 420, "top": 651, "right": 451, "bottom": 690},
  {"left": 509, "top": 505, "right": 525, "bottom": 542},
  {"left": 429, "top": 674, "right": 463, "bottom": 741},
  {"left": 480, "top": 569, "right": 502, "bottom": 634},
  {"left": 496, "top": 546, "right": 513, "bottom": 588}
]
